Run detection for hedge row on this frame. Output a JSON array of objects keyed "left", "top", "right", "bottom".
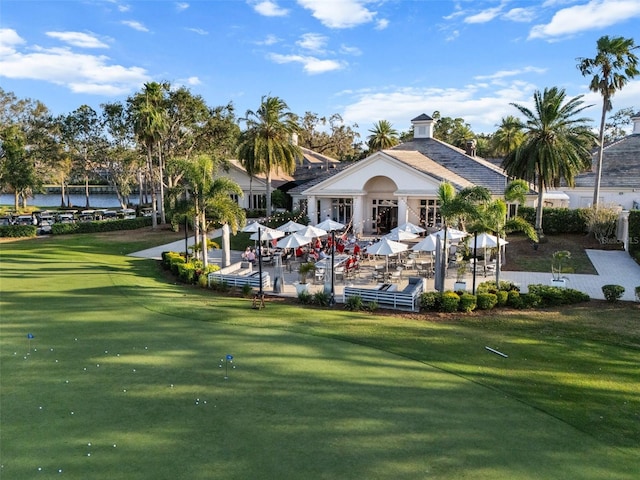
[
  {"left": 518, "top": 207, "right": 589, "bottom": 234},
  {"left": 420, "top": 282, "right": 590, "bottom": 313},
  {"left": 51, "top": 217, "right": 152, "bottom": 235},
  {"left": 0, "top": 225, "right": 38, "bottom": 238},
  {"left": 161, "top": 251, "right": 220, "bottom": 285}
]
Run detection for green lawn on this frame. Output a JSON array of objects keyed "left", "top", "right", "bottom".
[{"left": 1, "top": 230, "right": 639, "bottom": 479}]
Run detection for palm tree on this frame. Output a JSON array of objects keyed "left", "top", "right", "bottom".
[
  {"left": 367, "top": 120, "right": 399, "bottom": 152},
  {"left": 129, "top": 82, "right": 168, "bottom": 228},
  {"left": 237, "top": 96, "right": 302, "bottom": 218},
  {"left": 502, "top": 87, "right": 596, "bottom": 236},
  {"left": 492, "top": 115, "right": 524, "bottom": 157},
  {"left": 577, "top": 35, "right": 639, "bottom": 208},
  {"left": 435, "top": 182, "right": 491, "bottom": 291},
  {"left": 468, "top": 199, "right": 537, "bottom": 286}
]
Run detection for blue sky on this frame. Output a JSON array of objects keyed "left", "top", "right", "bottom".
[{"left": 1, "top": 0, "right": 639, "bottom": 140}]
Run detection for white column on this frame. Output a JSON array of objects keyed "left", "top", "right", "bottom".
[
  {"left": 306, "top": 195, "right": 317, "bottom": 224},
  {"left": 352, "top": 195, "right": 364, "bottom": 236},
  {"left": 397, "top": 196, "right": 408, "bottom": 225}
]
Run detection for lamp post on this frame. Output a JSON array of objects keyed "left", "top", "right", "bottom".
[
  {"left": 184, "top": 216, "right": 189, "bottom": 260},
  {"left": 472, "top": 231, "right": 478, "bottom": 295},
  {"left": 330, "top": 230, "right": 336, "bottom": 306}
]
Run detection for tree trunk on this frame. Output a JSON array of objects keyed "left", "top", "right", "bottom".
[
  {"left": 494, "top": 232, "right": 502, "bottom": 286},
  {"left": 14, "top": 192, "right": 19, "bottom": 211},
  {"left": 266, "top": 171, "right": 272, "bottom": 217},
  {"left": 157, "top": 140, "right": 166, "bottom": 225},
  {"left": 592, "top": 100, "right": 607, "bottom": 209},
  {"left": 147, "top": 147, "right": 157, "bottom": 229},
  {"left": 201, "top": 211, "right": 208, "bottom": 267},
  {"left": 535, "top": 176, "right": 544, "bottom": 234},
  {"left": 60, "top": 181, "right": 66, "bottom": 208},
  {"left": 84, "top": 174, "right": 90, "bottom": 208}
]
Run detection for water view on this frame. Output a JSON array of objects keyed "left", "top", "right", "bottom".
[{"left": 0, "top": 193, "right": 140, "bottom": 209}]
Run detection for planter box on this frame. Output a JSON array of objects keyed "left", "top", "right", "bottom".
[
  {"left": 294, "top": 282, "right": 310, "bottom": 294},
  {"left": 454, "top": 281, "right": 467, "bottom": 291},
  {"left": 550, "top": 278, "right": 567, "bottom": 288}
]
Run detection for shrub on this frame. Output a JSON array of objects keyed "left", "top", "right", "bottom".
[
  {"left": 297, "top": 290, "right": 313, "bottom": 305},
  {"left": 241, "top": 283, "right": 254, "bottom": 298},
  {"left": 458, "top": 293, "right": 477, "bottom": 313},
  {"left": 345, "top": 295, "right": 364, "bottom": 311},
  {"left": 197, "top": 274, "right": 208, "bottom": 288},
  {"left": 476, "top": 292, "right": 498, "bottom": 310},
  {"left": 495, "top": 290, "right": 508, "bottom": 306},
  {"left": 441, "top": 291, "right": 460, "bottom": 313},
  {"left": 0, "top": 225, "right": 37, "bottom": 238},
  {"left": 507, "top": 290, "right": 522, "bottom": 308},
  {"left": 636, "top": 286, "right": 640, "bottom": 303},
  {"left": 520, "top": 293, "right": 542, "bottom": 309},
  {"left": 177, "top": 262, "right": 197, "bottom": 284},
  {"left": 602, "top": 284, "right": 625, "bottom": 303},
  {"left": 312, "top": 290, "right": 331, "bottom": 307},
  {"left": 366, "top": 301, "right": 378, "bottom": 312},
  {"left": 527, "top": 284, "right": 590, "bottom": 307},
  {"left": 51, "top": 217, "right": 152, "bottom": 235},
  {"left": 420, "top": 291, "right": 441, "bottom": 311}
]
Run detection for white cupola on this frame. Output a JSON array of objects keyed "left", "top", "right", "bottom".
[
  {"left": 411, "top": 114, "right": 434, "bottom": 139},
  {"left": 632, "top": 111, "right": 640, "bottom": 135}
]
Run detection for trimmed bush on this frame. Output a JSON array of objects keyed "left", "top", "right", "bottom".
[
  {"left": 507, "top": 290, "right": 522, "bottom": 308},
  {"left": 458, "top": 293, "right": 477, "bottom": 313},
  {"left": 602, "top": 284, "right": 625, "bottom": 303},
  {"left": 51, "top": 217, "right": 152, "bottom": 235},
  {"left": 344, "top": 295, "right": 364, "bottom": 311},
  {"left": 441, "top": 291, "right": 460, "bottom": 313},
  {"left": 527, "top": 284, "right": 590, "bottom": 307},
  {"left": 495, "top": 290, "right": 509, "bottom": 306},
  {"left": 476, "top": 292, "right": 498, "bottom": 310},
  {"left": 420, "top": 291, "right": 441, "bottom": 311},
  {"left": 0, "top": 225, "right": 37, "bottom": 238}
]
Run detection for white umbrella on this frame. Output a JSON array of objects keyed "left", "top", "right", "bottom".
[
  {"left": 275, "top": 220, "right": 306, "bottom": 233},
  {"left": 316, "top": 218, "right": 345, "bottom": 231},
  {"left": 392, "top": 222, "right": 426, "bottom": 235},
  {"left": 384, "top": 229, "right": 419, "bottom": 241},
  {"left": 242, "top": 221, "right": 267, "bottom": 233},
  {"left": 432, "top": 227, "right": 467, "bottom": 242},
  {"left": 276, "top": 232, "right": 312, "bottom": 249},
  {"left": 297, "top": 225, "right": 328, "bottom": 238},
  {"left": 249, "top": 227, "right": 285, "bottom": 241},
  {"left": 412, "top": 234, "right": 438, "bottom": 252},
  {"left": 465, "top": 232, "right": 508, "bottom": 248},
  {"left": 366, "top": 238, "right": 408, "bottom": 273}
]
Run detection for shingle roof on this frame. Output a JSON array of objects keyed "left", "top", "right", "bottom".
[
  {"left": 387, "top": 137, "right": 509, "bottom": 195},
  {"left": 573, "top": 133, "right": 640, "bottom": 188}
]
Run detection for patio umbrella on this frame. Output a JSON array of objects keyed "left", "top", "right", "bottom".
[
  {"left": 412, "top": 234, "right": 438, "bottom": 252},
  {"left": 432, "top": 227, "right": 467, "bottom": 242},
  {"left": 297, "top": 225, "right": 328, "bottom": 238},
  {"left": 275, "top": 220, "right": 306, "bottom": 233},
  {"left": 249, "top": 227, "right": 284, "bottom": 241},
  {"left": 392, "top": 222, "right": 426, "bottom": 235},
  {"left": 366, "top": 238, "right": 408, "bottom": 273},
  {"left": 465, "top": 231, "right": 508, "bottom": 248},
  {"left": 241, "top": 221, "right": 267, "bottom": 233},
  {"left": 276, "top": 232, "right": 312, "bottom": 249},
  {"left": 316, "top": 218, "right": 346, "bottom": 231},
  {"left": 384, "top": 229, "right": 419, "bottom": 242}
]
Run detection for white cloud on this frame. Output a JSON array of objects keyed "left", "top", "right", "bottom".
[
  {"left": 464, "top": 5, "right": 504, "bottom": 24},
  {"left": 0, "top": 34, "right": 150, "bottom": 96},
  {"left": 121, "top": 20, "right": 149, "bottom": 32},
  {"left": 268, "top": 53, "right": 344, "bottom": 74},
  {"left": 340, "top": 44, "right": 362, "bottom": 56},
  {"left": 46, "top": 31, "right": 109, "bottom": 49},
  {"left": 186, "top": 27, "right": 208, "bottom": 35},
  {"left": 252, "top": 0, "right": 289, "bottom": 17},
  {"left": 181, "top": 76, "right": 201, "bottom": 86},
  {"left": 375, "top": 18, "right": 389, "bottom": 30},
  {"left": 474, "top": 66, "right": 547, "bottom": 81},
  {"left": 340, "top": 81, "right": 540, "bottom": 134},
  {"left": 256, "top": 34, "right": 280, "bottom": 46},
  {"left": 297, "top": 0, "right": 376, "bottom": 28},
  {"left": 502, "top": 7, "right": 537, "bottom": 22},
  {"left": 296, "top": 33, "right": 327, "bottom": 53},
  {"left": 529, "top": 0, "right": 640, "bottom": 39},
  {"left": 176, "top": 2, "right": 189, "bottom": 11},
  {"left": 445, "top": 29, "right": 460, "bottom": 42},
  {"left": 0, "top": 28, "right": 25, "bottom": 56}
]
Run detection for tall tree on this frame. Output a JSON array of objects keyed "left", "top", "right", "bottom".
[
  {"left": 604, "top": 106, "right": 636, "bottom": 143},
  {"left": 297, "top": 112, "right": 362, "bottom": 160},
  {"left": 129, "top": 82, "right": 169, "bottom": 227},
  {"left": 577, "top": 35, "right": 639, "bottom": 207},
  {"left": 60, "top": 105, "right": 106, "bottom": 208},
  {"left": 492, "top": 115, "right": 525, "bottom": 157},
  {"left": 367, "top": 120, "right": 399, "bottom": 152},
  {"left": 502, "top": 87, "right": 596, "bottom": 236},
  {"left": 0, "top": 125, "right": 40, "bottom": 210},
  {"left": 432, "top": 111, "right": 475, "bottom": 148},
  {"left": 237, "top": 96, "right": 302, "bottom": 218}
]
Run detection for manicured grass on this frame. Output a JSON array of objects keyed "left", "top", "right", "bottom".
[{"left": 1, "top": 230, "right": 639, "bottom": 479}]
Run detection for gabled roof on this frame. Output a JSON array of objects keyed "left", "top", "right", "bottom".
[
  {"left": 387, "top": 137, "right": 509, "bottom": 195},
  {"left": 380, "top": 150, "right": 473, "bottom": 190},
  {"left": 573, "top": 133, "right": 640, "bottom": 188}
]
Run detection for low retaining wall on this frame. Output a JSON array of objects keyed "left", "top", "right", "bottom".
[
  {"left": 207, "top": 261, "right": 270, "bottom": 289},
  {"left": 343, "top": 277, "right": 424, "bottom": 312}
]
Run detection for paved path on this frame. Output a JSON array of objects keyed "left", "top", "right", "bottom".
[{"left": 129, "top": 235, "right": 640, "bottom": 303}]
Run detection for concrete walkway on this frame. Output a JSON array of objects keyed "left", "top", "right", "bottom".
[{"left": 129, "top": 234, "right": 640, "bottom": 303}]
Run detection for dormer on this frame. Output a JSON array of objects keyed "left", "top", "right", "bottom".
[
  {"left": 411, "top": 113, "right": 434, "bottom": 139},
  {"left": 632, "top": 111, "right": 640, "bottom": 135}
]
